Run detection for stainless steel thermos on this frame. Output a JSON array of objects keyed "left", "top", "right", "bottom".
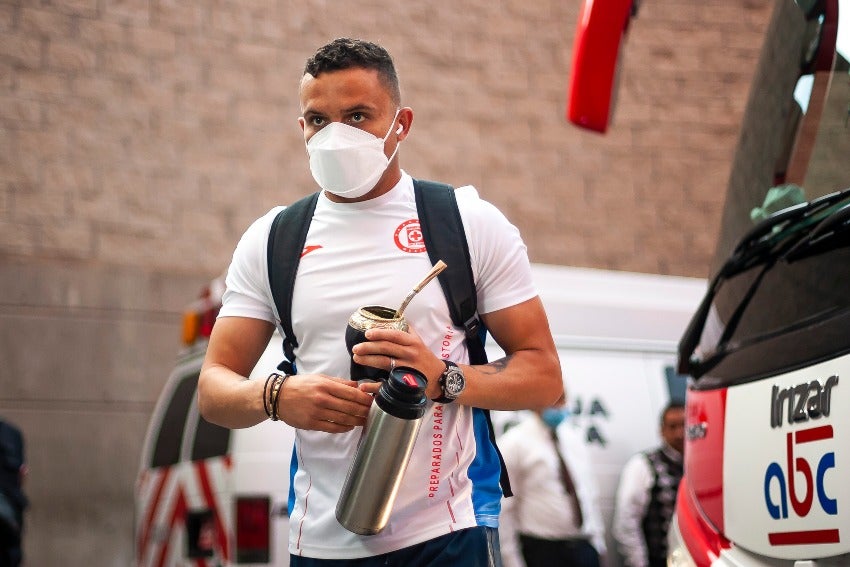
[{"left": 336, "top": 366, "right": 428, "bottom": 535}]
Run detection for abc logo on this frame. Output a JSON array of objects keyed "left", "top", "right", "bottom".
[{"left": 763, "top": 425, "right": 837, "bottom": 520}]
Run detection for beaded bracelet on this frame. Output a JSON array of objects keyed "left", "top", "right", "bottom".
[
  {"left": 269, "top": 375, "right": 283, "bottom": 421},
  {"left": 264, "top": 372, "right": 290, "bottom": 421},
  {"left": 272, "top": 374, "right": 290, "bottom": 421},
  {"left": 262, "top": 373, "right": 277, "bottom": 419}
]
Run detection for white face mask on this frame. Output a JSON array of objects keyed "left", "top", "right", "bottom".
[{"left": 306, "top": 110, "right": 402, "bottom": 199}]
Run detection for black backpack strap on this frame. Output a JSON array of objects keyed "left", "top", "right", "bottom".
[
  {"left": 413, "top": 179, "right": 487, "bottom": 365},
  {"left": 266, "top": 192, "right": 320, "bottom": 375},
  {"left": 413, "top": 178, "right": 512, "bottom": 497}
]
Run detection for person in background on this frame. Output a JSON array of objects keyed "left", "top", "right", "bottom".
[
  {"left": 612, "top": 402, "right": 685, "bottom": 567},
  {"left": 0, "top": 419, "right": 27, "bottom": 567},
  {"left": 197, "top": 37, "right": 563, "bottom": 566},
  {"left": 498, "top": 395, "right": 606, "bottom": 567}
]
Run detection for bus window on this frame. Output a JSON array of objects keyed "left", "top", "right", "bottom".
[{"left": 712, "top": 0, "right": 848, "bottom": 276}]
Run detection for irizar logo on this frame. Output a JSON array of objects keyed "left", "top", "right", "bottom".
[
  {"left": 770, "top": 375, "right": 838, "bottom": 428},
  {"left": 763, "top": 375, "right": 840, "bottom": 546}
]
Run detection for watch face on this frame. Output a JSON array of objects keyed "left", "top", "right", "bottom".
[{"left": 444, "top": 368, "right": 465, "bottom": 397}]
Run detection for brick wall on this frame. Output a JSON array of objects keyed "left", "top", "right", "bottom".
[
  {"left": 1, "top": 0, "right": 772, "bottom": 279},
  {"left": 0, "top": 1, "right": 773, "bottom": 564}
]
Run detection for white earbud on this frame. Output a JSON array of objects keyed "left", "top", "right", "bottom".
[{"left": 396, "top": 124, "right": 403, "bottom": 135}]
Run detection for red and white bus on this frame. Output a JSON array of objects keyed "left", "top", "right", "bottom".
[
  {"left": 570, "top": 1, "right": 850, "bottom": 565},
  {"left": 670, "top": 1, "right": 850, "bottom": 565}
]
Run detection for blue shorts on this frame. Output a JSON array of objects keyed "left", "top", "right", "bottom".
[{"left": 290, "top": 526, "right": 502, "bottom": 567}]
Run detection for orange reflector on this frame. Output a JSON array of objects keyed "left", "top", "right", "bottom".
[{"left": 182, "top": 311, "right": 201, "bottom": 345}]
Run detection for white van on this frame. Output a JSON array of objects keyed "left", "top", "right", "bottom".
[
  {"left": 135, "top": 263, "right": 705, "bottom": 566},
  {"left": 135, "top": 279, "right": 295, "bottom": 567},
  {"left": 491, "top": 264, "right": 705, "bottom": 565}
]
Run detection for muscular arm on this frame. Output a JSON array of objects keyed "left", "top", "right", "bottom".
[
  {"left": 353, "top": 296, "right": 562, "bottom": 410},
  {"left": 198, "top": 316, "right": 275, "bottom": 429},
  {"left": 199, "top": 316, "right": 374, "bottom": 432},
  {"left": 464, "top": 296, "right": 562, "bottom": 409}
]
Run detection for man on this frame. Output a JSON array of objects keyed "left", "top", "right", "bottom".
[
  {"left": 612, "top": 402, "right": 686, "bottom": 567},
  {"left": 0, "top": 419, "right": 27, "bottom": 567},
  {"left": 198, "top": 38, "right": 562, "bottom": 565},
  {"left": 498, "top": 396, "right": 605, "bottom": 567}
]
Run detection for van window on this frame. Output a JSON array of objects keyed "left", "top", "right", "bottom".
[
  {"left": 191, "top": 414, "right": 231, "bottom": 461},
  {"left": 150, "top": 372, "right": 197, "bottom": 468}
]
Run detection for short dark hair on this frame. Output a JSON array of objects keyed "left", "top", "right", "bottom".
[
  {"left": 303, "top": 38, "right": 401, "bottom": 104},
  {"left": 660, "top": 401, "right": 685, "bottom": 426}
]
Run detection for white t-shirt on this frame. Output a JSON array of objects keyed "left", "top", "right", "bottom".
[
  {"left": 498, "top": 414, "right": 607, "bottom": 567},
  {"left": 220, "top": 172, "right": 537, "bottom": 558}
]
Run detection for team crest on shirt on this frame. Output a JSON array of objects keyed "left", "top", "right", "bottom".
[{"left": 394, "top": 219, "right": 427, "bottom": 253}]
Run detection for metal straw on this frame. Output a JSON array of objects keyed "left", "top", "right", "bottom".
[{"left": 395, "top": 260, "right": 447, "bottom": 318}]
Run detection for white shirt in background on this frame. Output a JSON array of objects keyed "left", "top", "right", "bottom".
[{"left": 498, "top": 413, "right": 607, "bottom": 567}]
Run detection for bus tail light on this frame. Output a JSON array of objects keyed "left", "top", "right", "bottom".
[{"left": 675, "top": 478, "right": 731, "bottom": 566}]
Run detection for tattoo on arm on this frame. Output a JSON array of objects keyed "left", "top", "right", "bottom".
[{"left": 479, "top": 355, "right": 513, "bottom": 375}]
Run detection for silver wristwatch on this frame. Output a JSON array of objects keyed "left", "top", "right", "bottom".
[{"left": 434, "top": 360, "right": 465, "bottom": 403}]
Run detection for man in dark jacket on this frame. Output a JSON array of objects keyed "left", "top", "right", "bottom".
[
  {"left": 612, "top": 403, "right": 685, "bottom": 567},
  {"left": 0, "top": 419, "right": 27, "bottom": 567}
]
